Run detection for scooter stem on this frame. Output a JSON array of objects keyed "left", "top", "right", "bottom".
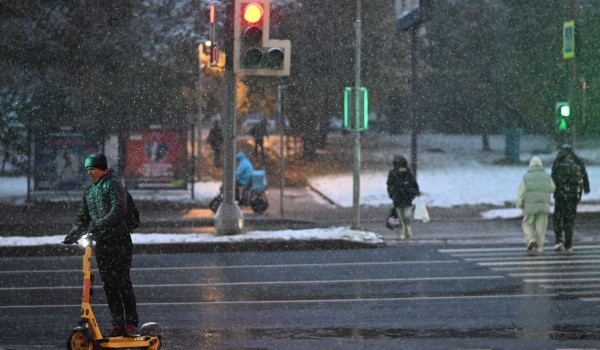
[{"left": 81, "top": 245, "right": 102, "bottom": 340}]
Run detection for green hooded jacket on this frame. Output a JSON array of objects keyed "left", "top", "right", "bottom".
[{"left": 68, "top": 169, "right": 131, "bottom": 244}]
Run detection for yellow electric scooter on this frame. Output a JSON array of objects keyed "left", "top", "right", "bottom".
[{"left": 66, "top": 234, "right": 161, "bottom": 350}]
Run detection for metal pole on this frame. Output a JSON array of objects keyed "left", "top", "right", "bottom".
[
  {"left": 410, "top": 24, "right": 418, "bottom": 178},
  {"left": 569, "top": 0, "right": 577, "bottom": 148},
  {"left": 191, "top": 122, "right": 195, "bottom": 200},
  {"left": 278, "top": 85, "right": 286, "bottom": 218},
  {"left": 352, "top": 0, "right": 362, "bottom": 230},
  {"left": 26, "top": 129, "right": 32, "bottom": 203},
  {"left": 215, "top": 0, "right": 243, "bottom": 234}
]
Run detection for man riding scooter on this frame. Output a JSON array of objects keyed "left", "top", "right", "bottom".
[
  {"left": 235, "top": 151, "right": 254, "bottom": 205},
  {"left": 63, "top": 153, "right": 139, "bottom": 338},
  {"left": 209, "top": 151, "right": 269, "bottom": 214}
]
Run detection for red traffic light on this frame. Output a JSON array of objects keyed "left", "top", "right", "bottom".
[
  {"left": 234, "top": 0, "right": 291, "bottom": 76},
  {"left": 243, "top": 3, "right": 263, "bottom": 24}
]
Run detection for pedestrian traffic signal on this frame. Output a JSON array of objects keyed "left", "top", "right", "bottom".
[
  {"left": 343, "top": 87, "right": 369, "bottom": 131},
  {"left": 233, "top": 0, "right": 291, "bottom": 76},
  {"left": 556, "top": 102, "right": 570, "bottom": 132}
]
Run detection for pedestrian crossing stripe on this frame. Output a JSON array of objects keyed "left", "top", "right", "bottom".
[
  {"left": 438, "top": 244, "right": 600, "bottom": 305},
  {"left": 439, "top": 245, "right": 600, "bottom": 253}
]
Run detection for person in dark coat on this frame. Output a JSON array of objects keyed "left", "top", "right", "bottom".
[
  {"left": 63, "top": 153, "right": 139, "bottom": 337},
  {"left": 386, "top": 155, "right": 420, "bottom": 240},
  {"left": 207, "top": 120, "right": 224, "bottom": 168},
  {"left": 250, "top": 118, "right": 267, "bottom": 159},
  {"left": 551, "top": 144, "right": 590, "bottom": 254}
]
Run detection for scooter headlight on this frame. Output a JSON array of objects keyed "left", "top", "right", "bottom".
[{"left": 77, "top": 235, "right": 92, "bottom": 247}]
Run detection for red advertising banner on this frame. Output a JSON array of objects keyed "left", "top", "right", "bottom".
[
  {"left": 34, "top": 132, "right": 99, "bottom": 190},
  {"left": 124, "top": 129, "right": 187, "bottom": 189}
]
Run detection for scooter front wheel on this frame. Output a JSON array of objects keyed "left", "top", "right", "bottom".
[
  {"left": 209, "top": 195, "right": 223, "bottom": 213},
  {"left": 146, "top": 337, "right": 162, "bottom": 350},
  {"left": 66, "top": 329, "right": 94, "bottom": 350}
]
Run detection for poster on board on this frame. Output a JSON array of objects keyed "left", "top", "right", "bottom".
[
  {"left": 34, "top": 132, "right": 99, "bottom": 190},
  {"left": 124, "top": 129, "right": 187, "bottom": 189}
]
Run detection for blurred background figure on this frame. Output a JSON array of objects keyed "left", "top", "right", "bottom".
[{"left": 207, "top": 120, "right": 223, "bottom": 168}]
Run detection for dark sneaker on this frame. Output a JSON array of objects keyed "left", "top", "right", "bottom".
[
  {"left": 527, "top": 241, "right": 537, "bottom": 251},
  {"left": 108, "top": 325, "right": 124, "bottom": 337},
  {"left": 125, "top": 324, "right": 139, "bottom": 337}
]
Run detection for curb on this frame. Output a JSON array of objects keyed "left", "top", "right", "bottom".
[{"left": 0, "top": 240, "right": 383, "bottom": 257}]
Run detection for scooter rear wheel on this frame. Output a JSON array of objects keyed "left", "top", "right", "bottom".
[
  {"left": 250, "top": 194, "right": 269, "bottom": 214},
  {"left": 66, "top": 329, "right": 93, "bottom": 350}
]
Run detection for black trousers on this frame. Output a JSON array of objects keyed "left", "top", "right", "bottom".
[
  {"left": 553, "top": 197, "right": 578, "bottom": 249},
  {"left": 95, "top": 240, "right": 139, "bottom": 327}
]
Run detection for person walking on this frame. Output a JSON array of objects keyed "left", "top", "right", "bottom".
[
  {"left": 207, "top": 120, "right": 224, "bottom": 168},
  {"left": 63, "top": 153, "right": 140, "bottom": 337},
  {"left": 551, "top": 144, "right": 590, "bottom": 254},
  {"left": 516, "top": 156, "right": 555, "bottom": 255},
  {"left": 250, "top": 118, "right": 267, "bottom": 160},
  {"left": 386, "top": 155, "right": 420, "bottom": 240}
]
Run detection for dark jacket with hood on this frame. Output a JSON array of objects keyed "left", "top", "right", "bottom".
[
  {"left": 387, "top": 155, "right": 420, "bottom": 207},
  {"left": 551, "top": 147, "right": 590, "bottom": 199},
  {"left": 69, "top": 169, "right": 131, "bottom": 245}
]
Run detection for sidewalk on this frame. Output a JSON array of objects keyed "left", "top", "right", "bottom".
[{"left": 2, "top": 182, "right": 600, "bottom": 257}]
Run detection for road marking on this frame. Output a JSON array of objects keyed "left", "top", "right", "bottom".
[
  {"left": 540, "top": 283, "right": 600, "bottom": 290},
  {"left": 523, "top": 277, "right": 600, "bottom": 283},
  {"left": 478, "top": 259, "right": 600, "bottom": 267},
  {"left": 509, "top": 271, "right": 600, "bottom": 277},
  {"left": 0, "top": 292, "right": 557, "bottom": 309},
  {"left": 464, "top": 255, "right": 600, "bottom": 262},
  {"left": 0, "top": 260, "right": 459, "bottom": 274},
  {"left": 439, "top": 245, "right": 600, "bottom": 304},
  {"left": 0, "top": 275, "right": 503, "bottom": 291},
  {"left": 439, "top": 245, "right": 600, "bottom": 253},
  {"left": 492, "top": 265, "right": 599, "bottom": 272}
]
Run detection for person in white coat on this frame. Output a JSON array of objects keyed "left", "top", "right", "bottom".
[{"left": 517, "top": 156, "right": 556, "bottom": 255}]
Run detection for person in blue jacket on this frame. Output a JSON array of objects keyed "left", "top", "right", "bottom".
[{"left": 235, "top": 152, "right": 254, "bottom": 205}]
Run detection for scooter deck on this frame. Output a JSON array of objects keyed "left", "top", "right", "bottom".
[{"left": 96, "top": 334, "right": 159, "bottom": 348}]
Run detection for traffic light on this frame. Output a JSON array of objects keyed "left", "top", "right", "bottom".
[
  {"left": 556, "top": 102, "right": 570, "bottom": 132},
  {"left": 209, "top": 2, "right": 219, "bottom": 67},
  {"left": 233, "top": 0, "right": 291, "bottom": 76}
]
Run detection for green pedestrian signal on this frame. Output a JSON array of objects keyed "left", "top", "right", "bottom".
[
  {"left": 555, "top": 102, "right": 570, "bottom": 133},
  {"left": 558, "top": 119, "right": 568, "bottom": 132},
  {"left": 343, "top": 87, "right": 368, "bottom": 131}
]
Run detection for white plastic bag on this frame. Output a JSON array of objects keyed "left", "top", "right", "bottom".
[{"left": 413, "top": 197, "right": 430, "bottom": 223}]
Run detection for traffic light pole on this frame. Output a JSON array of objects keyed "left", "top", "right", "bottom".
[
  {"left": 410, "top": 23, "right": 419, "bottom": 178},
  {"left": 215, "top": 0, "right": 243, "bottom": 235},
  {"left": 569, "top": 0, "right": 577, "bottom": 148},
  {"left": 352, "top": 0, "right": 362, "bottom": 230}
]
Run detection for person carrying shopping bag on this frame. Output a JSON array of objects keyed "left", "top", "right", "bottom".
[{"left": 386, "top": 155, "right": 420, "bottom": 240}]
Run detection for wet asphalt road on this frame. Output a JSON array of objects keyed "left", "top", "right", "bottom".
[{"left": 2, "top": 245, "right": 600, "bottom": 349}]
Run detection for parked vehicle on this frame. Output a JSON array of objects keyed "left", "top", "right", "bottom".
[{"left": 240, "top": 117, "right": 276, "bottom": 136}]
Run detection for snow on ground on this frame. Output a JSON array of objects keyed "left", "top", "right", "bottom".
[
  {"left": 0, "top": 227, "right": 384, "bottom": 247},
  {"left": 1, "top": 133, "right": 598, "bottom": 246}
]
